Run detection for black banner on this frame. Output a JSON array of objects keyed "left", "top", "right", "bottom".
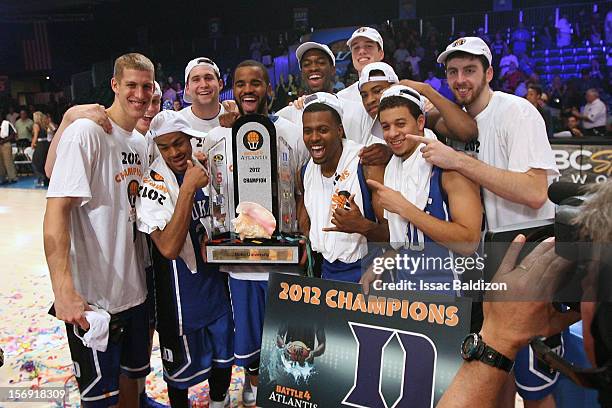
[{"left": 258, "top": 274, "right": 472, "bottom": 407}]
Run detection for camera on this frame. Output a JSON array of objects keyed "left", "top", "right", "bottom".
[{"left": 484, "top": 181, "right": 611, "bottom": 406}]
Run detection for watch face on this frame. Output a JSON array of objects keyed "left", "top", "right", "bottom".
[{"left": 461, "top": 333, "right": 479, "bottom": 360}]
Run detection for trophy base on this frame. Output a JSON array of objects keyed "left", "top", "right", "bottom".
[{"left": 206, "top": 233, "right": 301, "bottom": 264}]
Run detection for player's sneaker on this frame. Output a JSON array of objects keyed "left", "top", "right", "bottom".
[
  {"left": 209, "top": 392, "right": 231, "bottom": 408},
  {"left": 242, "top": 380, "right": 257, "bottom": 407}
]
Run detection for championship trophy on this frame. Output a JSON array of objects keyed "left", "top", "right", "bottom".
[{"left": 205, "top": 115, "right": 301, "bottom": 264}]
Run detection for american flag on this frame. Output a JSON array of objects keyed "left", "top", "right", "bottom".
[{"left": 22, "top": 21, "right": 52, "bottom": 71}]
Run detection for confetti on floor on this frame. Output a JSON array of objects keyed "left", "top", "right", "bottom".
[{"left": 0, "top": 189, "right": 247, "bottom": 407}]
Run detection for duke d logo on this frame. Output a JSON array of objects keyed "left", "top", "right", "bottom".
[{"left": 343, "top": 323, "right": 436, "bottom": 408}]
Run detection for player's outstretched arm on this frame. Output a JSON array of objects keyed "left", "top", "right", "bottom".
[
  {"left": 453, "top": 153, "right": 550, "bottom": 210},
  {"left": 45, "top": 104, "right": 111, "bottom": 177},
  {"left": 150, "top": 161, "right": 209, "bottom": 259},
  {"left": 44, "top": 197, "right": 90, "bottom": 330},
  {"left": 399, "top": 80, "right": 477, "bottom": 143},
  {"left": 407, "top": 134, "right": 550, "bottom": 209}
]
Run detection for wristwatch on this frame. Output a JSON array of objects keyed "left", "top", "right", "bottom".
[{"left": 460, "top": 333, "right": 514, "bottom": 372}]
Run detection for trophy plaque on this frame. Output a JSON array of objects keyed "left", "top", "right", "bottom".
[{"left": 205, "top": 115, "right": 301, "bottom": 264}]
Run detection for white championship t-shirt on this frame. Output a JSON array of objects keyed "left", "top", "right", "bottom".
[
  {"left": 180, "top": 104, "right": 226, "bottom": 153},
  {"left": 277, "top": 98, "right": 379, "bottom": 146},
  {"left": 474, "top": 91, "right": 558, "bottom": 230},
  {"left": 337, "top": 81, "right": 360, "bottom": 102},
  {"left": 206, "top": 116, "right": 308, "bottom": 280},
  {"left": 47, "top": 119, "right": 148, "bottom": 314}
]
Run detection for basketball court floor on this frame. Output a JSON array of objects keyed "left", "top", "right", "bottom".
[{"left": 0, "top": 187, "right": 245, "bottom": 407}]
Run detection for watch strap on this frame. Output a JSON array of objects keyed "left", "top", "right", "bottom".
[{"left": 479, "top": 344, "right": 514, "bottom": 372}]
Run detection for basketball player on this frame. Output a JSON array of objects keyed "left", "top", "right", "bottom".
[
  {"left": 44, "top": 82, "right": 168, "bottom": 407},
  {"left": 180, "top": 57, "right": 228, "bottom": 154},
  {"left": 137, "top": 110, "right": 233, "bottom": 408},
  {"left": 337, "top": 26, "right": 385, "bottom": 103},
  {"left": 428, "top": 36, "right": 560, "bottom": 407},
  {"left": 44, "top": 81, "right": 163, "bottom": 175},
  {"left": 276, "top": 42, "right": 390, "bottom": 165},
  {"left": 359, "top": 85, "right": 481, "bottom": 293},
  {"left": 206, "top": 60, "right": 308, "bottom": 407},
  {"left": 296, "top": 92, "right": 387, "bottom": 282},
  {"left": 357, "top": 61, "right": 479, "bottom": 143},
  {"left": 43, "top": 53, "right": 154, "bottom": 407}
]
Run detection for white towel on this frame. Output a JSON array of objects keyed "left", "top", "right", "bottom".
[
  {"left": 304, "top": 139, "right": 368, "bottom": 263},
  {"left": 136, "top": 154, "right": 209, "bottom": 273},
  {"left": 0, "top": 120, "right": 15, "bottom": 138},
  {"left": 384, "top": 128, "right": 437, "bottom": 249},
  {"left": 72, "top": 305, "right": 111, "bottom": 352}
]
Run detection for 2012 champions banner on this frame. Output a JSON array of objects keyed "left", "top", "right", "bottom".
[{"left": 258, "top": 274, "right": 472, "bottom": 407}]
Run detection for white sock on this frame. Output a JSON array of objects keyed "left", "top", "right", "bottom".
[{"left": 251, "top": 384, "right": 257, "bottom": 397}]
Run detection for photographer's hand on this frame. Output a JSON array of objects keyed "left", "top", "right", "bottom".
[
  {"left": 480, "top": 234, "right": 580, "bottom": 358},
  {"left": 437, "top": 234, "right": 580, "bottom": 408}
]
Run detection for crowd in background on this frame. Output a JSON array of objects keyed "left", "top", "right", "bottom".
[{"left": 1, "top": 6, "right": 610, "bottom": 186}]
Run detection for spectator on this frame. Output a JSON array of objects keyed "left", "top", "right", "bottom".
[
  {"left": 223, "top": 68, "right": 232, "bottom": 88},
  {"left": 31, "top": 111, "right": 50, "bottom": 187},
  {"left": 15, "top": 109, "right": 33, "bottom": 141},
  {"left": 576, "top": 9, "right": 591, "bottom": 42},
  {"left": 0, "top": 114, "right": 17, "bottom": 184},
  {"left": 5, "top": 106, "right": 18, "bottom": 125},
  {"left": 271, "top": 75, "right": 288, "bottom": 112},
  {"left": 553, "top": 115, "right": 584, "bottom": 138},
  {"left": 333, "top": 75, "right": 345, "bottom": 92},
  {"left": 501, "top": 61, "right": 525, "bottom": 93},
  {"left": 424, "top": 70, "right": 442, "bottom": 91},
  {"left": 414, "top": 41, "right": 425, "bottom": 59},
  {"left": 556, "top": 14, "right": 572, "bottom": 47},
  {"left": 490, "top": 32, "right": 506, "bottom": 66},
  {"left": 285, "top": 74, "right": 298, "bottom": 101},
  {"left": 561, "top": 80, "right": 583, "bottom": 116},
  {"left": 572, "top": 88, "right": 608, "bottom": 136},
  {"left": 261, "top": 36, "right": 273, "bottom": 66},
  {"left": 518, "top": 52, "right": 535, "bottom": 76},
  {"left": 588, "top": 11, "right": 603, "bottom": 44},
  {"left": 547, "top": 74, "right": 564, "bottom": 110},
  {"left": 525, "top": 84, "right": 553, "bottom": 138},
  {"left": 476, "top": 27, "right": 491, "bottom": 45},
  {"left": 579, "top": 67, "right": 601, "bottom": 97},
  {"left": 172, "top": 99, "right": 182, "bottom": 112},
  {"left": 393, "top": 41, "right": 410, "bottom": 74},
  {"left": 406, "top": 49, "right": 422, "bottom": 80},
  {"left": 511, "top": 22, "right": 530, "bottom": 55},
  {"left": 538, "top": 16, "right": 555, "bottom": 48},
  {"left": 515, "top": 72, "right": 541, "bottom": 98},
  {"left": 274, "top": 33, "right": 288, "bottom": 57},
  {"left": 155, "top": 62, "right": 166, "bottom": 83},
  {"left": 249, "top": 35, "right": 262, "bottom": 61},
  {"left": 174, "top": 81, "right": 184, "bottom": 103},
  {"left": 499, "top": 46, "right": 518, "bottom": 77},
  {"left": 162, "top": 82, "right": 177, "bottom": 102},
  {"left": 589, "top": 58, "right": 605, "bottom": 82}
]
